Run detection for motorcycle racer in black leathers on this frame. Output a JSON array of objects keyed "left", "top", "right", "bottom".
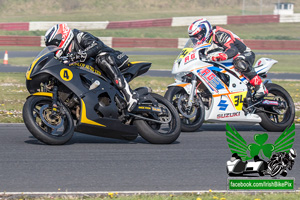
[
  {"left": 266, "top": 148, "right": 297, "bottom": 177},
  {"left": 188, "top": 19, "right": 268, "bottom": 99},
  {"left": 44, "top": 23, "right": 137, "bottom": 112}
]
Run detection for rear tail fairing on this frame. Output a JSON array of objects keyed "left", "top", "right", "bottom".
[
  {"left": 254, "top": 58, "right": 278, "bottom": 77},
  {"left": 122, "top": 62, "right": 152, "bottom": 82}
]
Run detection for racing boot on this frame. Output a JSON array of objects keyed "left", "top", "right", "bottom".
[
  {"left": 120, "top": 81, "right": 138, "bottom": 112},
  {"left": 249, "top": 75, "right": 268, "bottom": 99},
  {"left": 96, "top": 52, "right": 138, "bottom": 112}
]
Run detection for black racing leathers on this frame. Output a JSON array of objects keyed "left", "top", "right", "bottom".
[
  {"left": 70, "top": 29, "right": 113, "bottom": 59},
  {"left": 67, "top": 29, "right": 129, "bottom": 89},
  {"left": 211, "top": 26, "right": 257, "bottom": 80},
  {"left": 66, "top": 29, "right": 136, "bottom": 111}
]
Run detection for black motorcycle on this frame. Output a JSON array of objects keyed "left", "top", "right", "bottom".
[{"left": 23, "top": 46, "right": 181, "bottom": 145}]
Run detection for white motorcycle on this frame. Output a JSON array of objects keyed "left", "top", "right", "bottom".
[{"left": 164, "top": 39, "right": 295, "bottom": 132}]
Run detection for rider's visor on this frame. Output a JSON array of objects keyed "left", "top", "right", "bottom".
[{"left": 190, "top": 32, "right": 205, "bottom": 45}]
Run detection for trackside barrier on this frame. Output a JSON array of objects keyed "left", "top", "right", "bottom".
[
  {"left": 29, "top": 21, "right": 109, "bottom": 31},
  {"left": 0, "top": 22, "right": 29, "bottom": 31},
  {"left": 171, "top": 15, "right": 227, "bottom": 26},
  {"left": 279, "top": 13, "right": 300, "bottom": 22},
  {"left": 1, "top": 14, "right": 300, "bottom": 31},
  {"left": 0, "top": 36, "right": 41, "bottom": 46},
  {"left": 1, "top": 36, "right": 300, "bottom": 50},
  {"left": 244, "top": 40, "right": 300, "bottom": 51}
]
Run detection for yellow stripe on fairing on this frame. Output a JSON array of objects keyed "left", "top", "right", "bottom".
[
  {"left": 26, "top": 53, "right": 48, "bottom": 80},
  {"left": 80, "top": 99, "right": 106, "bottom": 127},
  {"left": 130, "top": 61, "right": 148, "bottom": 64},
  {"left": 32, "top": 92, "right": 53, "bottom": 97}
]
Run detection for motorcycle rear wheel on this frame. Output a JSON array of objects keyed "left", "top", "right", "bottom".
[
  {"left": 164, "top": 86, "right": 205, "bottom": 132},
  {"left": 258, "top": 83, "right": 295, "bottom": 132},
  {"left": 133, "top": 93, "right": 181, "bottom": 144},
  {"left": 23, "top": 96, "right": 74, "bottom": 145}
]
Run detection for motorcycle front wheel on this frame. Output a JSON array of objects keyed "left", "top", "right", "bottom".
[
  {"left": 258, "top": 83, "right": 295, "bottom": 132},
  {"left": 164, "top": 86, "right": 205, "bottom": 132},
  {"left": 23, "top": 96, "right": 74, "bottom": 145},
  {"left": 133, "top": 93, "right": 181, "bottom": 144}
]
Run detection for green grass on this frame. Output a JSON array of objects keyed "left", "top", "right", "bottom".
[
  {"left": 1, "top": 57, "right": 35, "bottom": 67},
  {"left": 129, "top": 55, "right": 176, "bottom": 70},
  {"left": 4, "top": 0, "right": 299, "bottom": 22},
  {"left": 0, "top": 73, "right": 27, "bottom": 123}
]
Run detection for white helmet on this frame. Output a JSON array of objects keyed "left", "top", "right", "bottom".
[{"left": 188, "top": 18, "right": 212, "bottom": 45}]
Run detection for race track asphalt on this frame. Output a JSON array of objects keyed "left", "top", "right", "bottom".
[{"left": 0, "top": 123, "right": 299, "bottom": 192}]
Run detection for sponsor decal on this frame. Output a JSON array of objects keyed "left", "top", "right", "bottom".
[
  {"left": 60, "top": 68, "right": 73, "bottom": 81},
  {"left": 71, "top": 62, "right": 102, "bottom": 75},
  {"left": 217, "top": 112, "right": 240, "bottom": 119},
  {"left": 229, "top": 91, "right": 247, "bottom": 111},
  {"left": 138, "top": 106, "right": 151, "bottom": 110},
  {"left": 218, "top": 99, "right": 228, "bottom": 111},
  {"left": 184, "top": 53, "right": 196, "bottom": 64},
  {"left": 225, "top": 123, "right": 297, "bottom": 183},
  {"left": 198, "top": 68, "right": 225, "bottom": 91},
  {"left": 262, "top": 99, "right": 279, "bottom": 106}
]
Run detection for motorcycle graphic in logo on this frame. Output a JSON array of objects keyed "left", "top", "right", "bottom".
[{"left": 225, "top": 123, "right": 297, "bottom": 177}]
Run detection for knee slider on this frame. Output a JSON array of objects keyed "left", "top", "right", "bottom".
[
  {"left": 114, "top": 77, "right": 125, "bottom": 89},
  {"left": 233, "top": 57, "right": 249, "bottom": 72}
]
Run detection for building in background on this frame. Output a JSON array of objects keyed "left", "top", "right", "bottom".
[{"left": 274, "top": 2, "right": 294, "bottom": 15}]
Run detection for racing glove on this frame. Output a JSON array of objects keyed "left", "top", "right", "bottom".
[
  {"left": 211, "top": 53, "right": 228, "bottom": 61},
  {"left": 67, "top": 50, "right": 87, "bottom": 62}
]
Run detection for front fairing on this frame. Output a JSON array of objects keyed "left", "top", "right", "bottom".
[
  {"left": 172, "top": 40, "right": 212, "bottom": 75},
  {"left": 26, "top": 46, "right": 62, "bottom": 80}
]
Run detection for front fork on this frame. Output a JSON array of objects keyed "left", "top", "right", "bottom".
[
  {"left": 187, "top": 74, "right": 197, "bottom": 108},
  {"left": 52, "top": 85, "right": 59, "bottom": 115}
]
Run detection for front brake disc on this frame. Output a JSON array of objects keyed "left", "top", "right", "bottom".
[
  {"left": 39, "top": 105, "right": 64, "bottom": 129},
  {"left": 177, "top": 95, "right": 197, "bottom": 118}
]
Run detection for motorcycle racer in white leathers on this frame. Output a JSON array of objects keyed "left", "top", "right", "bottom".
[{"left": 188, "top": 18, "right": 268, "bottom": 99}]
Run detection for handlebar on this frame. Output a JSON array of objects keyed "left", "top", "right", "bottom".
[{"left": 58, "top": 55, "right": 79, "bottom": 65}]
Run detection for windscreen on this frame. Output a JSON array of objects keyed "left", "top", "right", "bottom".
[{"left": 34, "top": 46, "right": 61, "bottom": 61}]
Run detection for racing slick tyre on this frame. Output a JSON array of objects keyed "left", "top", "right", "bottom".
[
  {"left": 134, "top": 93, "right": 181, "bottom": 144},
  {"left": 165, "top": 86, "right": 205, "bottom": 132},
  {"left": 258, "top": 83, "right": 295, "bottom": 132},
  {"left": 23, "top": 96, "right": 74, "bottom": 145}
]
